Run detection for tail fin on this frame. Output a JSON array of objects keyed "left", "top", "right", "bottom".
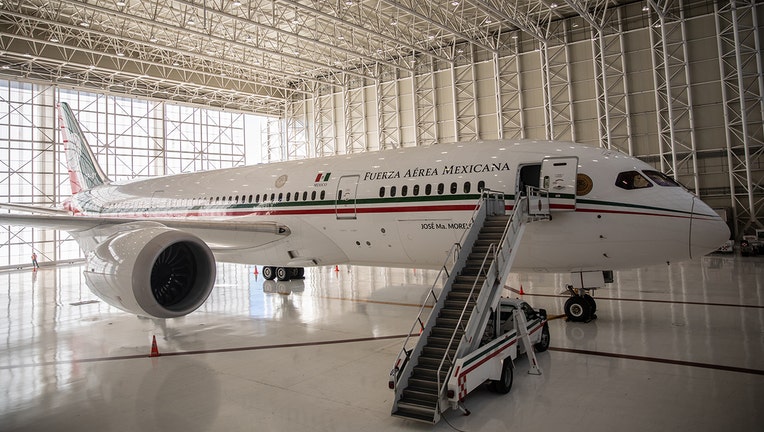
[{"left": 57, "top": 102, "right": 109, "bottom": 194}]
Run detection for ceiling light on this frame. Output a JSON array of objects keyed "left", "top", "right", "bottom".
[
  {"left": 187, "top": 18, "right": 195, "bottom": 25},
  {"left": 428, "top": 35, "right": 435, "bottom": 40},
  {"left": 232, "top": 0, "right": 242, "bottom": 6},
  {"left": 291, "top": 18, "right": 300, "bottom": 24},
  {"left": 172, "top": 61, "right": 179, "bottom": 66},
  {"left": 116, "top": 52, "right": 125, "bottom": 57},
  {"left": 511, "top": 34, "right": 518, "bottom": 39},
  {"left": 149, "top": 37, "right": 158, "bottom": 42},
  {"left": 451, "top": 1, "right": 459, "bottom": 6},
  {"left": 88, "top": 65, "right": 96, "bottom": 69},
  {"left": 345, "top": 1, "right": 353, "bottom": 5},
  {"left": 484, "top": 18, "right": 492, "bottom": 24},
  {"left": 49, "top": 37, "right": 59, "bottom": 42},
  {"left": 390, "top": 20, "right": 398, "bottom": 25},
  {"left": 79, "top": 21, "right": 90, "bottom": 27},
  {"left": 2, "top": 65, "right": 10, "bottom": 70},
  {"left": 116, "top": 1, "right": 126, "bottom": 6},
  {"left": 550, "top": 3, "right": 558, "bottom": 8},
  {"left": 337, "top": 35, "right": 344, "bottom": 40}
]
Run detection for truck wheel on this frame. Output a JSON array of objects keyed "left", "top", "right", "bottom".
[
  {"left": 534, "top": 324, "right": 550, "bottom": 352},
  {"left": 262, "top": 266, "right": 276, "bottom": 281},
  {"left": 491, "top": 359, "right": 514, "bottom": 394}
]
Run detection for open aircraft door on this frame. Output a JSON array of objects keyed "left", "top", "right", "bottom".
[
  {"left": 335, "top": 175, "right": 359, "bottom": 220},
  {"left": 540, "top": 157, "right": 578, "bottom": 211}
]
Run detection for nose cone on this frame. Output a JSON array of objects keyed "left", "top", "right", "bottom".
[{"left": 690, "top": 199, "right": 730, "bottom": 259}]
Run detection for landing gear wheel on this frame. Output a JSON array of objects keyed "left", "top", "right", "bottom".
[
  {"left": 276, "top": 267, "right": 290, "bottom": 281},
  {"left": 262, "top": 266, "right": 276, "bottom": 281},
  {"left": 534, "top": 324, "right": 550, "bottom": 352},
  {"left": 583, "top": 294, "right": 597, "bottom": 319},
  {"left": 489, "top": 359, "right": 514, "bottom": 394},
  {"left": 564, "top": 296, "right": 592, "bottom": 322}
]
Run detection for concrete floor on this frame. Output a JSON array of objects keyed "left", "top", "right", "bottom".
[{"left": 0, "top": 254, "right": 762, "bottom": 431}]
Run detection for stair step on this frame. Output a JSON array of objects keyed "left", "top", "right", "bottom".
[
  {"left": 402, "top": 387, "right": 439, "bottom": 404},
  {"left": 422, "top": 345, "right": 456, "bottom": 358},
  {"left": 393, "top": 402, "right": 437, "bottom": 422},
  {"left": 412, "top": 364, "right": 450, "bottom": 380},
  {"left": 408, "top": 377, "right": 438, "bottom": 390},
  {"left": 431, "top": 327, "right": 464, "bottom": 339}
]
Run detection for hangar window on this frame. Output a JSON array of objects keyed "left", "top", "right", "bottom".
[
  {"left": 643, "top": 170, "right": 682, "bottom": 187},
  {"left": 390, "top": 186, "right": 397, "bottom": 197},
  {"left": 401, "top": 185, "right": 408, "bottom": 196},
  {"left": 379, "top": 187, "right": 385, "bottom": 198},
  {"left": 615, "top": 171, "right": 653, "bottom": 190},
  {"left": 437, "top": 183, "right": 444, "bottom": 195},
  {"left": 425, "top": 184, "right": 432, "bottom": 195},
  {"left": 450, "top": 182, "right": 457, "bottom": 194},
  {"left": 413, "top": 184, "right": 420, "bottom": 196}
]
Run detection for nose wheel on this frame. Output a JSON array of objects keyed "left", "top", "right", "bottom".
[{"left": 563, "top": 286, "right": 597, "bottom": 322}]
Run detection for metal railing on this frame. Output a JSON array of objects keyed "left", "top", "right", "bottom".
[{"left": 390, "top": 189, "right": 504, "bottom": 388}]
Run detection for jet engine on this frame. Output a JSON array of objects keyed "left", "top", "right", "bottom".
[{"left": 83, "top": 226, "right": 216, "bottom": 318}]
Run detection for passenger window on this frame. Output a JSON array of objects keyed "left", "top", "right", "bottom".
[
  {"left": 235, "top": 195, "right": 239, "bottom": 203},
  {"left": 464, "top": 182, "right": 471, "bottom": 194},
  {"left": 286, "top": 192, "right": 291, "bottom": 201},
  {"left": 248, "top": 195, "right": 253, "bottom": 203},
  {"left": 615, "top": 171, "right": 653, "bottom": 190},
  {"left": 390, "top": 186, "right": 397, "bottom": 197},
  {"left": 215, "top": 197, "right": 220, "bottom": 203},
  {"left": 320, "top": 190, "right": 326, "bottom": 200},
  {"left": 413, "top": 184, "right": 420, "bottom": 196},
  {"left": 311, "top": 191, "right": 317, "bottom": 200},
  {"left": 401, "top": 185, "right": 408, "bottom": 196},
  {"left": 379, "top": 187, "right": 385, "bottom": 198},
  {"left": 643, "top": 170, "right": 682, "bottom": 187},
  {"left": 425, "top": 184, "right": 432, "bottom": 195},
  {"left": 450, "top": 182, "right": 457, "bottom": 194},
  {"left": 278, "top": 193, "right": 283, "bottom": 202},
  {"left": 294, "top": 192, "right": 299, "bottom": 201},
  {"left": 437, "top": 183, "right": 444, "bottom": 195},
  {"left": 478, "top": 181, "right": 485, "bottom": 192},
  {"left": 270, "top": 193, "right": 275, "bottom": 201},
  {"left": 255, "top": 194, "right": 260, "bottom": 203},
  {"left": 303, "top": 191, "right": 308, "bottom": 201}
]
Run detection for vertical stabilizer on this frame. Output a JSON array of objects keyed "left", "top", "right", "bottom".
[{"left": 57, "top": 102, "right": 109, "bottom": 194}]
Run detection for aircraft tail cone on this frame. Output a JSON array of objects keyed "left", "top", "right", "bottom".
[
  {"left": 149, "top": 335, "right": 160, "bottom": 358},
  {"left": 519, "top": 284, "right": 525, "bottom": 295}
]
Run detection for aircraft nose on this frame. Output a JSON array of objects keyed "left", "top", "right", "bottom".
[{"left": 689, "top": 198, "right": 730, "bottom": 259}]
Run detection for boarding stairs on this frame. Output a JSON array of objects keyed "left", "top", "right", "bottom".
[{"left": 389, "top": 189, "right": 550, "bottom": 423}]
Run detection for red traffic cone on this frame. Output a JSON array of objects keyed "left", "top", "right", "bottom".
[
  {"left": 334, "top": 265, "right": 340, "bottom": 272},
  {"left": 253, "top": 266, "right": 259, "bottom": 275},
  {"left": 519, "top": 284, "right": 525, "bottom": 295},
  {"left": 149, "top": 335, "right": 160, "bottom": 357}
]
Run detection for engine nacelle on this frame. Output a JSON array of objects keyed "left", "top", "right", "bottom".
[{"left": 84, "top": 226, "right": 216, "bottom": 318}]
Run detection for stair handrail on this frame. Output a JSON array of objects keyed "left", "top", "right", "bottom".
[
  {"left": 433, "top": 196, "right": 529, "bottom": 407},
  {"left": 390, "top": 189, "right": 502, "bottom": 388}
]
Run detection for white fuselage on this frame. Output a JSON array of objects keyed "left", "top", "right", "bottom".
[{"left": 68, "top": 140, "right": 729, "bottom": 273}]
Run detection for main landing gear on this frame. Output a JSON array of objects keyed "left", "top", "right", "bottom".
[
  {"left": 563, "top": 286, "right": 597, "bottom": 323},
  {"left": 261, "top": 266, "right": 305, "bottom": 281}
]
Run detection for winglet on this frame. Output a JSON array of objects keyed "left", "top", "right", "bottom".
[{"left": 57, "top": 102, "right": 110, "bottom": 194}]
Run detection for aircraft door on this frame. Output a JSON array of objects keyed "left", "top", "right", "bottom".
[
  {"left": 335, "top": 175, "right": 359, "bottom": 220},
  {"left": 540, "top": 157, "right": 578, "bottom": 211}
]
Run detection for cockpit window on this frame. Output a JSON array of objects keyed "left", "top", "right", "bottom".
[
  {"left": 642, "top": 170, "right": 682, "bottom": 187},
  {"left": 615, "top": 171, "right": 653, "bottom": 190}
]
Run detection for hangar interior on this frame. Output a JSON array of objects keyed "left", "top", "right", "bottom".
[{"left": 0, "top": 0, "right": 763, "bottom": 431}]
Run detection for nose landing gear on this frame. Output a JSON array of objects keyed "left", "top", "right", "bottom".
[{"left": 563, "top": 286, "right": 597, "bottom": 322}]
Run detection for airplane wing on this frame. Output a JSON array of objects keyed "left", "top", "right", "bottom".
[
  {"left": 0, "top": 212, "right": 291, "bottom": 248},
  {"left": 0, "top": 202, "right": 71, "bottom": 215}
]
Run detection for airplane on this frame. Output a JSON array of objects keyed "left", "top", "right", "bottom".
[{"left": 0, "top": 102, "right": 729, "bottom": 322}]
